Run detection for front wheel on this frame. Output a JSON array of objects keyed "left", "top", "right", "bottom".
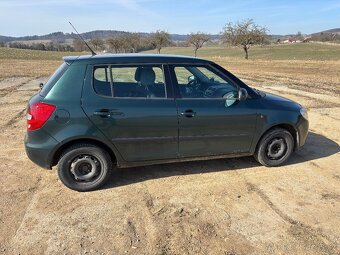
[
  {"left": 57, "top": 144, "right": 113, "bottom": 191},
  {"left": 254, "top": 128, "right": 294, "bottom": 167}
]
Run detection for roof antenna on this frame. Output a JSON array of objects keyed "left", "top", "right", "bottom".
[{"left": 69, "top": 21, "right": 96, "bottom": 56}]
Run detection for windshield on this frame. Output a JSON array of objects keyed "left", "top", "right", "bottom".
[{"left": 40, "top": 62, "right": 69, "bottom": 97}]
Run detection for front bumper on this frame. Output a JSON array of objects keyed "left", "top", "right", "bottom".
[
  {"left": 24, "top": 129, "right": 59, "bottom": 169},
  {"left": 296, "top": 115, "right": 309, "bottom": 149}
]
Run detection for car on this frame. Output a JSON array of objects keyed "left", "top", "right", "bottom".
[{"left": 25, "top": 54, "right": 309, "bottom": 191}]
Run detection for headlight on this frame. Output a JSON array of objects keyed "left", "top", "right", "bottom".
[{"left": 300, "top": 107, "right": 308, "bottom": 120}]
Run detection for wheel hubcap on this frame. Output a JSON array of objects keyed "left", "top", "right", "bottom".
[
  {"left": 70, "top": 155, "right": 101, "bottom": 181},
  {"left": 266, "top": 138, "right": 287, "bottom": 160}
]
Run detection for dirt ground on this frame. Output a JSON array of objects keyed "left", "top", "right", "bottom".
[{"left": 0, "top": 73, "right": 339, "bottom": 255}]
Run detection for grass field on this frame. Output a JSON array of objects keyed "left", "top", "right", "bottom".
[
  {"left": 1, "top": 43, "right": 340, "bottom": 78},
  {"left": 0, "top": 47, "right": 83, "bottom": 78},
  {"left": 145, "top": 43, "right": 340, "bottom": 61},
  {"left": 1, "top": 43, "right": 339, "bottom": 96}
]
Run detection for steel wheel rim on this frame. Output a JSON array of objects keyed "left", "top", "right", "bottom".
[
  {"left": 70, "top": 154, "right": 102, "bottom": 182},
  {"left": 265, "top": 137, "right": 287, "bottom": 160}
]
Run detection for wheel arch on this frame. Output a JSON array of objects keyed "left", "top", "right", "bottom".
[
  {"left": 51, "top": 138, "right": 117, "bottom": 167},
  {"left": 255, "top": 123, "right": 298, "bottom": 152}
]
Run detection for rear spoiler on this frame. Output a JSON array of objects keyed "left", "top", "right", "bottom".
[{"left": 63, "top": 56, "right": 81, "bottom": 65}]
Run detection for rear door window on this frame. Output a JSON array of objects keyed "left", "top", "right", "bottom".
[{"left": 93, "top": 65, "right": 167, "bottom": 98}]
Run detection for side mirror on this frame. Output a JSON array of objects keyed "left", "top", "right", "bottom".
[
  {"left": 39, "top": 83, "right": 44, "bottom": 89},
  {"left": 238, "top": 88, "right": 248, "bottom": 101}
]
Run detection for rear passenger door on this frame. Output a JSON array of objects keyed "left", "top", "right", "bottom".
[{"left": 82, "top": 64, "right": 178, "bottom": 162}]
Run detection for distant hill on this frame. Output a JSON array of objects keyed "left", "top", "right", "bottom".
[
  {"left": 310, "top": 28, "right": 340, "bottom": 42},
  {"left": 319, "top": 28, "right": 340, "bottom": 34},
  {"left": 1, "top": 28, "right": 338, "bottom": 43},
  {"left": 0, "top": 35, "right": 17, "bottom": 43},
  {"left": 0, "top": 30, "right": 220, "bottom": 43}
]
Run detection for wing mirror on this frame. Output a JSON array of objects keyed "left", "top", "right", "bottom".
[
  {"left": 39, "top": 83, "right": 44, "bottom": 89},
  {"left": 238, "top": 88, "right": 248, "bottom": 101}
]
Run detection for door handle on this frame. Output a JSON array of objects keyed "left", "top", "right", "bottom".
[
  {"left": 181, "top": 109, "right": 196, "bottom": 118},
  {"left": 94, "top": 109, "right": 124, "bottom": 118}
]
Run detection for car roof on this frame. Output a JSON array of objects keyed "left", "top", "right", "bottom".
[{"left": 63, "top": 53, "right": 211, "bottom": 65}]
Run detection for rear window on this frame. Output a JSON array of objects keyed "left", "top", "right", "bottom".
[{"left": 40, "top": 63, "right": 69, "bottom": 97}]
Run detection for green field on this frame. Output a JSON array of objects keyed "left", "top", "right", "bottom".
[{"left": 144, "top": 43, "right": 340, "bottom": 61}]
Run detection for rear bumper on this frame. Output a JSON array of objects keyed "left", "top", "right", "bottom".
[{"left": 24, "top": 129, "right": 59, "bottom": 169}]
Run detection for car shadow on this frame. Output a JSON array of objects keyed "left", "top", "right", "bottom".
[
  {"left": 102, "top": 132, "right": 339, "bottom": 189},
  {"left": 288, "top": 132, "right": 340, "bottom": 165}
]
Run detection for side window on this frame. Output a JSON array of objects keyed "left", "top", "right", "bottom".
[
  {"left": 173, "top": 65, "right": 237, "bottom": 99},
  {"left": 174, "top": 67, "right": 194, "bottom": 85},
  {"left": 93, "top": 65, "right": 166, "bottom": 98},
  {"left": 93, "top": 66, "right": 112, "bottom": 97}
]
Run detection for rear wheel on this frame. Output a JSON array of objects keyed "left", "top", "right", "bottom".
[
  {"left": 254, "top": 128, "right": 294, "bottom": 167},
  {"left": 57, "top": 144, "right": 113, "bottom": 191}
]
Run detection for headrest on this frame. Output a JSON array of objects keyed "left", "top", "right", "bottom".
[
  {"left": 139, "top": 68, "right": 156, "bottom": 86},
  {"left": 135, "top": 67, "right": 143, "bottom": 81}
]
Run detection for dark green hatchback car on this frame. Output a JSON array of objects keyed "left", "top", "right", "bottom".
[{"left": 25, "top": 54, "right": 308, "bottom": 191}]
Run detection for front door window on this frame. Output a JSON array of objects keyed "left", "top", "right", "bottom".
[{"left": 173, "top": 65, "right": 238, "bottom": 105}]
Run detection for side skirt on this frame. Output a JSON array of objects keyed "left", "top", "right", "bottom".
[{"left": 117, "top": 152, "right": 252, "bottom": 168}]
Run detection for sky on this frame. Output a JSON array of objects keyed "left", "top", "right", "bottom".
[{"left": 0, "top": 0, "right": 339, "bottom": 37}]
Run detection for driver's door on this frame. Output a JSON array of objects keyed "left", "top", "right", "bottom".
[{"left": 170, "top": 64, "right": 258, "bottom": 158}]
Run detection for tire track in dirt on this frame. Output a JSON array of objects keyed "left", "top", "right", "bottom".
[
  {"left": 0, "top": 100, "right": 29, "bottom": 107},
  {"left": 0, "top": 78, "right": 38, "bottom": 128},
  {"left": 0, "top": 78, "right": 35, "bottom": 98},
  {"left": 5, "top": 176, "right": 42, "bottom": 254},
  {"left": 137, "top": 177, "right": 250, "bottom": 255},
  {"left": 2, "top": 108, "right": 26, "bottom": 128},
  {"left": 125, "top": 219, "right": 140, "bottom": 249},
  {"left": 264, "top": 87, "right": 340, "bottom": 106},
  {"left": 245, "top": 181, "right": 339, "bottom": 255}
]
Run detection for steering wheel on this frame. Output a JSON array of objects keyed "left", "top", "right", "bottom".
[{"left": 188, "top": 79, "right": 195, "bottom": 86}]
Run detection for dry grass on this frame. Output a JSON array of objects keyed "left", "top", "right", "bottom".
[
  {"left": 0, "top": 59, "right": 62, "bottom": 79},
  {"left": 212, "top": 58, "right": 340, "bottom": 95},
  {"left": 0, "top": 46, "right": 339, "bottom": 97}
]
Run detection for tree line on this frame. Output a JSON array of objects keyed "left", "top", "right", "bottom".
[
  {"left": 5, "top": 41, "right": 74, "bottom": 52},
  {"left": 79, "top": 20, "right": 269, "bottom": 59},
  {"left": 1, "top": 20, "right": 274, "bottom": 59}
]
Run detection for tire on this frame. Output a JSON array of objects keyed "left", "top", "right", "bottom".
[
  {"left": 254, "top": 128, "right": 294, "bottom": 167},
  {"left": 57, "top": 143, "right": 113, "bottom": 192}
]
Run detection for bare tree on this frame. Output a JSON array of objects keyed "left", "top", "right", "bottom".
[
  {"left": 187, "top": 32, "right": 211, "bottom": 57},
  {"left": 150, "top": 30, "right": 171, "bottom": 53},
  {"left": 107, "top": 36, "right": 123, "bottom": 53},
  {"left": 119, "top": 34, "right": 132, "bottom": 53},
  {"left": 221, "top": 19, "right": 268, "bottom": 59},
  {"left": 124, "top": 33, "right": 142, "bottom": 53},
  {"left": 72, "top": 38, "right": 87, "bottom": 52},
  {"left": 89, "top": 38, "right": 104, "bottom": 51}
]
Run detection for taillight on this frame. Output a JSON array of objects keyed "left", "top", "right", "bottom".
[{"left": 27, "top": 102, "right": 56, "bottom": 131}]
